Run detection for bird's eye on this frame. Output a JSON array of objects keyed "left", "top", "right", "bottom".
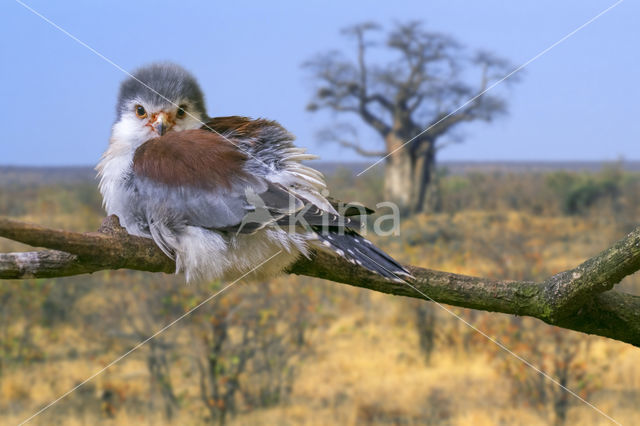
[
  {"left": 135, "top": 105, "right": 147, "bottom": 119},
  {"left": 176, "top": 105, "right": 187, "bottom": 118}
]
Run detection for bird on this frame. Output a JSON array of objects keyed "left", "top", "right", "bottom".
[{"left": 97, "top": 62, "right": 412, "bottom": 283}]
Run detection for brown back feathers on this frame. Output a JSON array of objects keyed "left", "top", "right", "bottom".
[
  {"left": 203, "top": 116, "right": 285, "bottom": 141},
  {"left": 133, "top": 129, "right": 248, "bottom": 190}
]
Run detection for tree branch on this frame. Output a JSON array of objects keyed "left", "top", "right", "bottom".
[
  {"left": 1, "top": 216, "right": 640, "bottom": 346},
  {"left": 335, "top": 139, "right": 387, "bottom": 158},
  {"left": 316, "top": 125, "right": 387, "bottom": 158},
  {"left": 0, "top": 216, "right": 174, "bottom": 277},
  {"left": 366, "top": 95, "right": 395, "bottom": 115},
  {"left": 305, "top": 24, "right": 392, "bottom": 137}
]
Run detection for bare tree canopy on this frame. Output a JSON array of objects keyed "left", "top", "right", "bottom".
[
  {"left": 304, "top": 21, "right": 519, "bottom": 212},
  {"left": 1, "top": 215, "right": 640, "bottom": 348}
]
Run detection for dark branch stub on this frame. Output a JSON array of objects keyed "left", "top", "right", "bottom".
[{"left": 1, "top": 215, "right": 640, "bottom": 346}]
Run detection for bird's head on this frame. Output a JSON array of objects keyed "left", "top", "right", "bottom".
[{"left": 110, "top": 63, "right": 207, "bottom": 150}]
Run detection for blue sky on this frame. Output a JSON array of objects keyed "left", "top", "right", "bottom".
[{"left": 0, "top": 0, "right": 637, "bottom": 166}]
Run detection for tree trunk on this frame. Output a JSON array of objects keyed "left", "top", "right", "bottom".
[
  {"left": 414, "top": 144, "right": 439, "bottom": 214},
  {"left": 414, "top": 302, "right": 436, "bottom": 363},
  {"left": 384, "top": 135, "right": 437, "bottom": 214},
  {"left": 384, "top": 149, "right": 413, "bottom": 211},
  {"left": 147, "top": 340, "right": 177, "bottom": 420}
]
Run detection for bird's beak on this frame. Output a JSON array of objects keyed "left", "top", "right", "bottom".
[{"left": 152, "top": 113, "right": 170, "bottom": 136}]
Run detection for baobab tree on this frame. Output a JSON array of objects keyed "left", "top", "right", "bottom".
[{"left": 305, "top": 22, "right": 518, "bottom": 212}]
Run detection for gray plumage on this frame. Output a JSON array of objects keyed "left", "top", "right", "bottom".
[
  {"left": 122, "top": 172, "right": 302, "bottom": 239},
  {"left": 116, "top": 62, "right": 207, "bottom": 120}
]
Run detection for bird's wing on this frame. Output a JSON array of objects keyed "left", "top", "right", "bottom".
[
  {"left": 130, "top": 129, "right": 303, "bottom": 235},
  {"left": 130, "top": 128, "right": 360, "bottom": 238},
  {"left": 202, "top": 115, "right": 275, "bottom": 139},
  {"left": 202, "top": 116, "right": 337, "bottom": 213}
]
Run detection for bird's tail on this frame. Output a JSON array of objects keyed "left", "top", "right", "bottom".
[{"left": 313, "top": 229, "right": 413, "bottom": 283}]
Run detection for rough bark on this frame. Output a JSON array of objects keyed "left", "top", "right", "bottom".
[
  {"left": 384, "top": 134, "right": 437, "bottom": 214},
  {"left": 411, "top": 142, "right": 437, "bottom": 214},
  {"left": 384, "top": 150, "right": 413, "bottom": 208},
  {"left": 1, "top": 215, "right": 640, "bottom": 347}
]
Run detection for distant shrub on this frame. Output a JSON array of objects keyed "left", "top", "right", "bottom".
[{"left": 545, "top": 167, "right": 623, "bottom": 215}]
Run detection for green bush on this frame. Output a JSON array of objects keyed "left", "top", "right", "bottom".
[{"left": 545, "top": 167, "right": 624, "bottom": 215}]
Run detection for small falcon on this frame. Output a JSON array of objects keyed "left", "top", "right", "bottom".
[{"left": 97, "top": 63, "right": 412, "bottom": 283}]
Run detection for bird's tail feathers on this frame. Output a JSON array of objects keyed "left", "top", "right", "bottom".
[{"left": 313, "top": 230, "right": 413, "bottom": 283}]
